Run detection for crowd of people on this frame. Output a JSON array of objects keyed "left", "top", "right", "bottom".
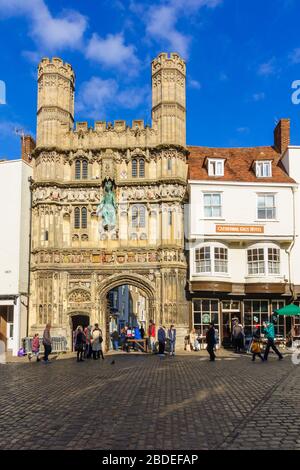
[
  {"left": 188, "top": 317, "right": 284, "bottom": 362},
  {"left": 28, "top": 316, "right": 285, "bottom": 364}
]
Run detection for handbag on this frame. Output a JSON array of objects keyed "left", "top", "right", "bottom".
[{"left": 251, "top": 341, "right": 261, "bottom": 353}]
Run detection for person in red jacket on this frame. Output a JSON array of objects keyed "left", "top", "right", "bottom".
[
  {"left": 148, "top": 320, "right": 156, "bottom": 353},
  {"left": 29, "top": 333, "right": 40, "bottom": 362}
]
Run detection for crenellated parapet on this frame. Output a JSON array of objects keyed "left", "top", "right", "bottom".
[{"left": 152, "top": 52, "right": 186, "bottom": 76}]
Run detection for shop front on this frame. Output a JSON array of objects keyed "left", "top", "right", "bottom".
[{"left": 191, "top": 297, "right": 300, "bottom": 349}]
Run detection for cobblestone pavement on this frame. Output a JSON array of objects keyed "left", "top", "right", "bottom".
[{"left": 0, "top": 352, "right": 299, "bottom": 450}]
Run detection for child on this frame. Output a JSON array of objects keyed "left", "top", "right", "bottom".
[
  {"left": 29, "top": 334, "right": 40, "bottom": 362},
  {"left": 251, "top": 331, "right": 264, "bottom": 362}
]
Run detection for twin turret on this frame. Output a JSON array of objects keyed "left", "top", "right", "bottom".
[{"left": 36, "top": 53, "right": 186, "bottom": 148}]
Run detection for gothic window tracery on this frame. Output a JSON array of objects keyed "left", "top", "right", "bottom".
[
  {"left": 74, "top": 207, "right": 88, "bottom": 229},
  {"left": 75, "top": 159, "right": 88, "bottom": 179},
  {"left": 132, "top": 158, "right": 145, "bottom": 178}
]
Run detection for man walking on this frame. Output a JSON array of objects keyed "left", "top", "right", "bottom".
[
  {"left": 206, "top": 323, "right": 216, "bottom": 362},
  {"left": 263, "top": 319, "right": 283, "bottom": 361},
  {"left": 167, "top": 324, "right": 176, "bottom": 356},
  {"left": 148, "top": 320, "right": 156, "bottom": 353},
  {"left": 42, "top": 323, "right": 52, "bottom": 363}
]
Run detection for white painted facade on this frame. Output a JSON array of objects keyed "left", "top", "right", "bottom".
[
  {"left": 0, "top": 159, "right": 32, "bottom": 355},
  {"left": 188, "top": 181, "right": 298, "bottom": 287},
  {"left": 282, "top": 146, "right": 300, "bottom": 289}
]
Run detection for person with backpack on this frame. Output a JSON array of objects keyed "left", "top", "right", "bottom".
[
  {"left": 75, "top": 326, "right": 85, "bottom": 362},
  {"left": 42, "top": 323, "right": 52, "bottom": 364},
  {"left": 91, "top": 324, "right": 104, "bottom": 360}
]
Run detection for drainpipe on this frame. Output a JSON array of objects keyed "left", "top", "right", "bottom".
[
  {"left": 26, "top": 176, "right": 33, "bottom": 337},
  {"left": 286, "top": 187, "right": 297, "bottom": 301}
]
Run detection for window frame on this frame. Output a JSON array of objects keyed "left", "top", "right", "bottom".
[
  {"left": 131, "top": 205, "right": 146, "bottom": 228},
  {"left": 203, "top": 192, "right": 222, "bottom": 219},
  {"left": 247, "top": 245, "right": 281, "bottom": 277},
  {"left": 257, "top": 193, "right": 276, "bottom": 220},
  {"left": 207, "top": 159, "right": 224, "bottom": 177},
  {"left": 255, "top": 161, "right": 272, "bottom": 178},
  {"left": 194, "top": 244, "right": 228, "bottom": 275}
]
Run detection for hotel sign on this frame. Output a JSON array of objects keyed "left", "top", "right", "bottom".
[{"left": 216, "top": 224, "right": 264, "bottom": 234}]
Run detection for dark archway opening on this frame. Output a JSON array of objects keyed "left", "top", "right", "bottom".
[
  {"left": 106, "top": 284, "right": 148, "bottom": 350},
  {"left": 71, "top": 314, "right": 90, "bottom": 350}
]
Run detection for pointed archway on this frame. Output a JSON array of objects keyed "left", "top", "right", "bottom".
[{"left": 97, "top": 273, "right": 157, "bottom": 351}]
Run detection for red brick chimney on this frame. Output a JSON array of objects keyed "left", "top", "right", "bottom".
[
  {"left": 21, "top": 135, "right": 35, "bottom": 164},
  {"left": 274, "top": 119, "right": 290, "bottom": 154}
]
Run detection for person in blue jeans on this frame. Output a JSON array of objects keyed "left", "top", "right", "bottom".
[
  {"left": 263, "top": 319, "right": 283, "bottom": 361},
  {"left": 167, "top": 325, "right": 176, "bottom": 356},
  {"left": 111, "top": 330, "right": 119, "bottom": 351}
]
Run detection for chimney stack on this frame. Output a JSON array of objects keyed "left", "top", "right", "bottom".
[
  {"left": 21, "top": 135, "right": 35, "bottom": 164},
  {"left": 274, "top": 119, "right": 290, "bottom": 154}
]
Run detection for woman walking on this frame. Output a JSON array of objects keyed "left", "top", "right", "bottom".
[
  {"left": 91, "top": 324, "right": 104, "bottom": 360},
  {"left": 75, "top": 326, "right": 85, "bottom": 362}
]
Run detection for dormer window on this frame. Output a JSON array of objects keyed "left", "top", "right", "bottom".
[
  {"left": 255, "top": 161, "right": 272, "bottom": 178},
  {"left": 208, "top": 159, "right": 224, "bottom": 177}
]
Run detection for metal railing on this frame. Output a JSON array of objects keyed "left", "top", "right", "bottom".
[{"left": 22, "top": 337, "right": 67, "bottom": 354}]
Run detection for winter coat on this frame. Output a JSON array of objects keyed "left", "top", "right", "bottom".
[
  {"left": 263, "top": 322, "right": 275, "bottom": 340},
  {"left": 168, "top": 328, "right": 176, "bottom": 343},
  {"left": 158, "top": 327, "right": 166, "bottom": 343},
  {"left": 92, "top": 328, "right": 102, "bottom": 351}
]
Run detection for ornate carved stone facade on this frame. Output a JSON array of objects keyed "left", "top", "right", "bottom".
[{"left": 29, "top": 53, "right": 189, "bottom": 350}]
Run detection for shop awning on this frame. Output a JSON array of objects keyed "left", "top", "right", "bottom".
[{"left": 274, "top": 304, "right": 300, "bottom": 316}]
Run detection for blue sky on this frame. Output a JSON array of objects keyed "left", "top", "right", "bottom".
[{"left": 0, "top": 0, "right": 300, "bottom": 158}]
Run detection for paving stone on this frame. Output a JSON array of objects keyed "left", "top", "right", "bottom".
[{"left": 0, "top": 354, "right": 299, "bottom": 450}]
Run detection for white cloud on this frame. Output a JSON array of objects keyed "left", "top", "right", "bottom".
[
  {"left": 236, "top": 127, "right": 250, "bottom": 134},
  {"left": 85, "top": 33, "right": 140, "bottom": 73},
  {"left": 252, "top": 92, "right": 265, "bottom": 102},
  {"left": 131, "top": 0, "right": 222, "bottom": 58},
  {"left": 258, "top": 58, "right": 277, "bottom": 76},
  {"left": 188, "top": 78, "right": 202, "bottom": 89},
  {"left": 289, "top": 48, "right": 300, "bottom": 64},
  {"left": 0, "top": 0, "right": 88, "bottom": 54},
  {"left": 77, "top": 77, "right": 149, "bottom": 119}
]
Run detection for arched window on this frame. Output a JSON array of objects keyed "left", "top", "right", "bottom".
[
  {"left": 132, "top": 205, "right": 146, "bottom": 228},
  {"left": 75, "top": 159, "right": 88, "bottom": 179},
  {"left": 75, "top": 160, "right": 81, "bottom": 179},
  {"left": 132, "top": 159, "right": 137, "bottom": 177},
  {"left": 139, "top": 205, "right": 146, "bottom": 228},
  {"left": 81, "top": 207, "right": 87, "bottom": 229},
  {"left": 74, "top": 207, "right": 81, "bottom": 229},
  {"left": 132, "top": 158, "right": 145, "bottom": 178},
  {"left": 139, "top": 159, "right": 145, "bottom": 177},
  {"left": 132, "top": 206, "right": 139, "bottom": 227},
  {"left": 82, "top": 160, "right": 88, "bottom": 179}
]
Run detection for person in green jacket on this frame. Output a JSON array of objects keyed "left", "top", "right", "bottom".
[{"left": 262, "top": 318, "right": 283, "bottom": 361}]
